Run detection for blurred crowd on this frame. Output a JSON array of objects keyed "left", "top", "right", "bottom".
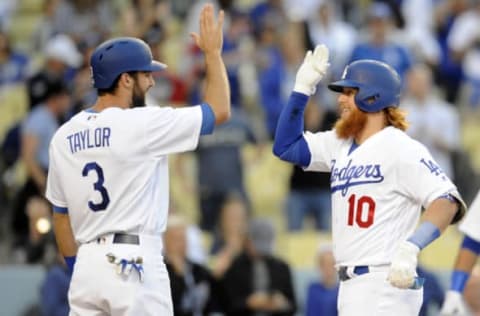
[{"left": 1, "top": 0, "right": 480, "bottom": 315}]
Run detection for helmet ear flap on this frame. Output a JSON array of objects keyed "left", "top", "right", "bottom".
[{"left": 355, "top": 87, "right": 381, "bottom": 112}]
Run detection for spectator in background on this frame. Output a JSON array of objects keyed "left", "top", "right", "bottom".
[
  {"left": 68, "top": 37, "right": 99, "bottom": 116},
  {"left": 349, "top": 2, "right": 413, "bottom": 79},
  {"left": 40, "top": 253, "right": 71, "bottom": 316},
  {"left": 210, "top": 194, "right": 249, "bottom": 279},
  {"left": 305, "top": 244, "right": 338, "bottom": 316},
  {"left": 249, "top": 0, "right": 286, "bottom": 37},
  {"left": 305, "top": 0, "right": 356, "bottom": 79},
  {"left": 194, "top": 108, "right": 257, "bottom": 232},
  {"left": 417, "top": 265, "right": 445, "bottom": 316},
  {"left": 121, "top": 0, "right": 171, "bottom": 39},
  {"left": 254, "top": 14, "right": 287, "bottom": 140},
  {"left": 50, "top": 0, "right": 114, "bottom": 44},
  {"left": 0, "top": 30, "right": 30, "bottom": 87},
  {"left": 11, "top": 79, "right": 71, "bottom": 255},
  {"left": 447, "top": 0, "right": 480, "bottom": 110},
  {"left": 284, "top": 101, "right": 336, "bottom": 232},
  {"left": 23, "top": 197, "right": 56, "bottom": 264},
  {"left": 220, "top": 9, "right": 251, "bottom": 109},
  {"left": 144, "top": 24, "right": 188, "bottom": 106},
  {"left": 220, "top": 218, "right": 296, "bottom": 316},
  {"left": 402, "top": 64, "right": 460, "bottom": 179},
  {"left": 31, "top": 0, "right": 61, "bottom": 53},
  {"left": 433, "top": 0, "right": 469, "bottom": 104},
  {"left": 0, "top": 0, "right": 17, "bottom": 30},
  {"left": 27, "top": 34, "right": 81, "bottom": 110},
  {"left": 401, "top": 0, "right": 441, "bottom": 67},
  {"left": 164, "top": 214, "right": 219, "bottom": 316}
]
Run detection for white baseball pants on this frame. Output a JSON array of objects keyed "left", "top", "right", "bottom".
[{"left": 68, "top": 234, "right": 173, "bottom": 316}]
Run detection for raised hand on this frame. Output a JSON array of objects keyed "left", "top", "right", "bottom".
[
  {"left": 190, "top": 4, "right": 225, "bottom": 56},
  {"left": 293, "top": 44, "right": 330, "bottom": 95}
]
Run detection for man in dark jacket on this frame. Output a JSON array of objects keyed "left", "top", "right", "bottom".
[{"left": 220, "top": 218, "right": 296, "bottom": 316}]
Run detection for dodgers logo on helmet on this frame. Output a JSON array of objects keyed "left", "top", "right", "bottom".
[
  {"left": 328, "top": 59, "right": 401, "bottom": 113},
  {"left": 90, "top": 37, "right": 167, "bottom": 89}
]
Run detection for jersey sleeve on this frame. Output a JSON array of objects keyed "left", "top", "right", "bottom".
[
  {"left": 45, "top": 140, "right": 68, "bottom": 208},
  {"left": 303, "top": 130, "right": 340, "bottom": 172},
  {"left": 396, "top": 143, "right": 465, "bottom": 211},
  {"left": 459, "top": 191, "right": 480, "bottom": 241},
  {"left": 144, "top": 105, "right": 203, "bottom": 157}
]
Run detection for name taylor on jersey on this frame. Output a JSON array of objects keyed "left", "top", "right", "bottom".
[{"left": 66, "top": 127, "right": 111, "bottom": 154}]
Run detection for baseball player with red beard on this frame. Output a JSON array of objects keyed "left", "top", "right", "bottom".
[
  {"left": 46, "top": 4, "right": 229, "bottom": 315},
  {"left": 273, "top": 45, "right": 466, "bottom": 315}
]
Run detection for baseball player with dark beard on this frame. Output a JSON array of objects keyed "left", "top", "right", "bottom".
[
  {"left": 273, "top": 45, "right": 466, "bottom": 315},
  {"left": 45, "top": 4, "right": 229, "bottom": 315},
  {"left": 440, "top": 189, "right": 480, "bottom": 315}
]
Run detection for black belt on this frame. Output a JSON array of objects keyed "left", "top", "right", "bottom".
[
  {"left": 96, "top": 233, "right": 140, "bottom": 245},
  {"left": 338, "top": 266, "right": 369, "bottom": 281}
]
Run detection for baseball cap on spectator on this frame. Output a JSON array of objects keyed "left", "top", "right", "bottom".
[
  {"left": 368, "top": 2, "right": 392, "bottom": 20},
  {"left": 44, "top": 78, "right": 69, "bottom": 100},
  {"left": 44, "top": 34, "right": 82, "bottom": 68},
  {"left": 144, "top": 24, "right": 165, "bottom": 46},
  {"left": 248, "top": 218, "right": 275, "bottom": 256}
]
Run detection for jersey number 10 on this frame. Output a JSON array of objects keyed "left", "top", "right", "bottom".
[{"left": 347, "top": 194, "right": 375, "bottom": 228}]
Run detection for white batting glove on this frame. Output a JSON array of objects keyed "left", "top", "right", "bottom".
[
  {"left": 387, "top": 241, "right": 420, "bottom": 289},
  {"left": 440, "top": 290, "right": 469, "bottom": 316},
  {"left": 293, "top": 44, "right": 330, "bottom": 96}
]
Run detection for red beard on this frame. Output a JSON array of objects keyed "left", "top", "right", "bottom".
[{"left": 334, "top": 106, "right": 368, "bottom": 139}]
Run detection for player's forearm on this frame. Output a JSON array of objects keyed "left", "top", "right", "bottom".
[
  {"left": 406, "top": 198, "right": 458, "bottom": 250},
  {"left": 421, "top": 198, "right": 458, "bottom": 233},
  {"left": 454, "top": 247, "right": 478, "bottom": 273},
  {"left": 53, "top": 212, "right": 77, "bottom": 257},
  {"left": 449, "top": 238, "right": 480, "bottom": 293},
  {"left": 203, "top": 51, "right": 231, "bottom": 125}
]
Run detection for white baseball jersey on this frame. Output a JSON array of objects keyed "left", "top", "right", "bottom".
[
  {"left": 304, "top": 126, "right": 463, "bottom": 267},
  {"left": 46, "top": 105, "right": 203, "bottom": 244},
  {"left": 459, "top": 190, "right": 480, "bottom": 241}
]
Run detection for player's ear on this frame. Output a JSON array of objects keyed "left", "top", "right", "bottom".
[{"left": 119, "top": 73, "right": 132, "bottom": 88}]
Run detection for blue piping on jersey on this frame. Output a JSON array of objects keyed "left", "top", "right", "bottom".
[
  {"left": 348, "top": 141, "right": 359, "bottom": 155},
  {"left": 53, "top": 205, "right": 69, "bottom": 214},
  {"left": 200, "top": 103, "right": 215, "bottom": 135},
  {"left": 461, "top": 235, "right": 480, "bottom": 254},
  {"left": 84, "top": 107, "right": 98, "bottom": 113}
]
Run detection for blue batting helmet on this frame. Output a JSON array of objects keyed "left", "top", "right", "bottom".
[
  {"left": 90, "top": 37, "right": 167, "bottom": 89},
  {"left": 328, "top": 59, "right": 401, "bottom": 113}
]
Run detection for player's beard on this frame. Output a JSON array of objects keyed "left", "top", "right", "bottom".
[
  {"left": 334, "top": 105, "right": 368, "bottom": 139},
  {"left": 131, "top": 82, "right": 146, "bottom": 108}
]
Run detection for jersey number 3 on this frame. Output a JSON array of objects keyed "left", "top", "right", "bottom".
[
  {"left": 347, "top": 194, "right": 375, "bottom": 228},
  {"left": 82, "top": 162, "right": 110, "bottom": 212}
]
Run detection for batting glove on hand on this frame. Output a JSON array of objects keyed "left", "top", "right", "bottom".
[
  {"left": 293, "top": 44, "right": 330, "bottom": 96},
  {"left": 387, "top": 241, "right": 420, "bottom": 289},
  {"left": 440, "top": 290, "right": 469, "bottom": 315}
]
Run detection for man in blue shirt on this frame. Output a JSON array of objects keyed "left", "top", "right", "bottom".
[
  {"left": 349, "top": 2, "right": 412, "bottom": 79},
  {"left": 305, "top": 245, "right": 338, "bottom": 316},
  {"left": 11, "top": 79, "right": 71, "bottom": 255}
]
